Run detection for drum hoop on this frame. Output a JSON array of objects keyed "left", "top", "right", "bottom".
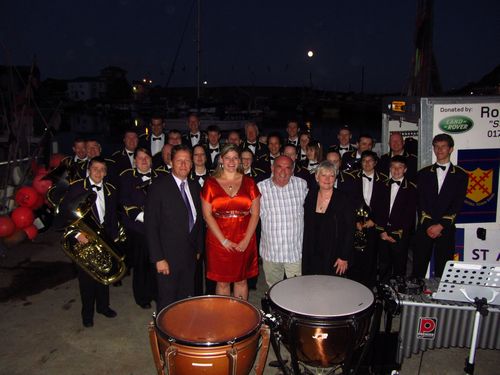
[
  {"left": 267, "top": 296, "right": 375, "bottom": 322},
  {"left": 155, "top": 295, "right": 263, "bottom": 347}
]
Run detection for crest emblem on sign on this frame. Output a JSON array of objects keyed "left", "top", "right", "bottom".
[{"left": 466, "top": 168, "right": 493, "bottom": 203}]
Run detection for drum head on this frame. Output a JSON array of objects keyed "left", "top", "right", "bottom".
[
  {"left": 156, "top": 296, "right": 261, "bottom": 346},
  {"left": 269, "top": 275, "right": 373, "bottom": 318}
]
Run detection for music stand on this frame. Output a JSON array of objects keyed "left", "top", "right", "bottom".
[{"left": 433, "top": 261, "right": 500, "bottom": 375}]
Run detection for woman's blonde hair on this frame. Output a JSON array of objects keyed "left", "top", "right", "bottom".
[{"left": 212, "top": 143, "right": 244, "bottom": 177}]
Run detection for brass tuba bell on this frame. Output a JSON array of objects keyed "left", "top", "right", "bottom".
[{"left": 60, "top": 191, "right": 127, "bottom": 285}]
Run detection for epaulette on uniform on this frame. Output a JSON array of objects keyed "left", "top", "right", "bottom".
[
  {"left": 69, "top": 178, "right": 84, "bottom": 185},
  {"left": 105, "top": 182, "right": 117, "bottom": 190},
  {"left": 342, "top": 170, "right": 355, "bottom": 178},
  {"left": 119, "top": 168, "right": 134, "bottom": 177}
]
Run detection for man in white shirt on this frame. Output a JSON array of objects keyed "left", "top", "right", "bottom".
[{"left": 257, "top": 156, "right": 308, "bottom": 287}]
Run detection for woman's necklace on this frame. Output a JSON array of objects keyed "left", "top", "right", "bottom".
[{"left": 317, "top": 191, "right": 332, "bottom": 213}]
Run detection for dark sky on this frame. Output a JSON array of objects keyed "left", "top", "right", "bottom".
[{"left": 1, "top": 0, "right": 499, "bottom": 93}]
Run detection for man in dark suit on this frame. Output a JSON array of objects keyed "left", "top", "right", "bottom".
[
  {"left": 377, "top": 132, "right": 418, "bottom": 182},
  {"left": 413, "top": 134, "right": 468, "bottom": 278},
  {"left": 241, "top": 121, "right": 268, "bottom": 159},
  {"left": 110, "top": 129, "right": 139, "bottom": 185},
  {"left": 342, "top": 134, "right": 374, "bottom": 171},
  {"left": 145, "top": 145, "right": 204, "bottom": 312},
  {"left": 119, "top": 148, "right": 167, "bottom": 309},
  {"left": 347, "top": 151, "right": 387, "bottom": 288},
  {"left": 140, "top": 116, "right": 165, "bottom": 157},
  {"left": 372, "top": 155, "right": 417, "bottom": 283},
  {"left": 256, "top": 132, "right": 282, "bottom": 174},
  {"left": 182, "top": 114, "right": 207, "bottom": 148},
  {"left": 283, "top": 144, "right": 315, "bottom": 189},
  {"left": 329, "top": 125, "right": 357, "bottom": 157},
  {"left": 60, "top": 138, "right": 88, "bottom": 181},
  {"left": 284, "top": 120, "right": 300, "bottom": 147},
  {"left": 59, "top": 157, "right": 119, "bottom": 327},
  {"left": 205, "top": 125, "right": 223, "bottom": 171}
]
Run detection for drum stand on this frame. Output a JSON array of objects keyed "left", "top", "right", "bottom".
[{"left": 433, "top": 261, "right": 500, "bottom": 375}]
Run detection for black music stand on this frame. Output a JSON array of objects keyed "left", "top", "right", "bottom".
[{"left": 433, "top": 261, "right": 500, "bottom": 375}]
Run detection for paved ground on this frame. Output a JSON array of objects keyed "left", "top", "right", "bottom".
[{"left": 1, "top": 229, "right": 499, "bottom": 374}]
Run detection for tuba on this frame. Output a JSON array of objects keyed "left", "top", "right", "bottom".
[{"left": 60, "top": 191, "right": 127, "bottom": 285}]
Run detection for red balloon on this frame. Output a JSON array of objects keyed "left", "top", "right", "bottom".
[
  {"left": 11, "top": 207, "right": 34, "bottom": 229},
  {"left": 32, "top": 174, "right": 52, "bottom": 195},
  {"left": 15, "top": 186, "right": 39, "bottom": 208},
  {"left": 49, "top": 153, "right": 65, "bottom": 169},
  {"left": 23, "top": 224, "right": 38, "bottom": 240},
  {"left": 36, "top": 167, "right": 48, "bottom": 176},
  {"left": 0, "top": 216, "right": 15, "bottom": 237},
  {"left": 32, "top": 193, "right": 45, "bottom": 210}
]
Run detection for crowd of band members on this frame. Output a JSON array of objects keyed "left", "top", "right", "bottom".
[{"left": 57, "top": 113, "right": 469, "bottom": 327}]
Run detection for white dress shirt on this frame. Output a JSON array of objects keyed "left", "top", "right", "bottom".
[
  {"left": 436, "top": 162, "right": 450, "bottom": 194},
  {"left": 150, "top": 133, "right": 165, "bottom": 156},
  {"left": 389, "top": 178, "right": 403, "bottom": 214},
  {"left": 89, "top": 178, "right": 105, "bottom": 224},
  {"left": 362, "top": 172, "right": 374, "bottom": 207},
  {"left": 172, "top": 174, "right": 197, "bottom": 223}
]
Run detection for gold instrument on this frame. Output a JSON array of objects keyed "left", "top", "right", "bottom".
[
  {"left": 61, "top": 191, "right": 127, "bottom": 285},
  {"left": 353, "top": 205, "right": 370, "bottom": 251}
]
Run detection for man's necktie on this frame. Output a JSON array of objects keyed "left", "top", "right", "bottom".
[
  {"left": 190, "top": 133, "right": 199, "bottom": 139},
  {"left": 180, "top": 181, "right": 194, "bottom": 232},
  {"left": 389, "top": 179, "right": 401, "bottom": 186},
  {"left": 362, "top": 174, "right": 372, "bottom": 182},
  {"left": 435, "top": 164, "right": 446, "bottom": 170},
  {"left": 152, "top": 137, "right": 162, "bottom": 141},
  {"left": 91, "top": 184, "right": 102, "bottom": 191}
]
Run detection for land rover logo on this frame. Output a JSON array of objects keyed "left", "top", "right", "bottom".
[{"left": 439, "top": 116, "right": 474, "bottom": 133}]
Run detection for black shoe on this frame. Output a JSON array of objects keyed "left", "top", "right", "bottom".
[
  {"left": 139, "top": 303, "right": 152, "bottom": 309},
  {"left": 97, "top": 308, "right": 117, "bottom": 318},
  {"left": 83, "top": 319, "right": 94, "bottom": 328}
]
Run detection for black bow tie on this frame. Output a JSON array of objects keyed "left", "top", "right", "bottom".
[
  {"left": 210, "top": 148, "right": 219, "bottom": 154},
  {"left": 139, "top": 172, "right": 151, "bottom": 178},
  {"left": 247, "top": 142, "right": 256, "bottom": 145},
  {"left": 91, "top": 184, "right": 102, "bottom": 191},
  {"left": 152, "top": 137, "right": 162, "bottom": 141},
  {"left": 339, "top": 146, "right": 348, "bottom": 150},
  {"left": 288, "top": 139, "right": 297, "bottom": 144},
  {"left": 389, "top": 179, "right": 401, "bottom": 186},
  {"left": 76, "top": 158, "right": 86, "bottom": 162},
  {"left": 190, "top": 133, "right": 199, "bottom": 139},
  {"left": 435, "top": 164, "right": 446, "bottom": 171},
  {"left": 362, "top": 174, "right": 372, "bottom": 182},
  {"left": 127, "top": 152, "right": 134, "bottom": 157},
  {"left": 309, "top": 162, "right": 319, "bottom": 166}
]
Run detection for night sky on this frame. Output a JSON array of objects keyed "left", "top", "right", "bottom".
[{"left": 2, "top": 0, "right": 499, "bottom": 93}]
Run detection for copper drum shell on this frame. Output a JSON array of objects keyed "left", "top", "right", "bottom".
[
  {"left": 150, "top": 295, "right": 265, "bottom": 375},
  {"left": 272, "top": 306, "right": 373, "bottom": 368}
]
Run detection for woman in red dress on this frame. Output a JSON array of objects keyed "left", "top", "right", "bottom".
[{"left": 201, "top": 144, "right": 260, "bottom": 300}]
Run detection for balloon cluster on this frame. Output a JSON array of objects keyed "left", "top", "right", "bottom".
[{"left": 0, "top": 154, "right": 64, "bottom": 245}]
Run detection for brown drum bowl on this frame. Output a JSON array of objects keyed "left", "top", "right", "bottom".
[{"left": 149, "top": 296, "right": 265, "bottom": 375}]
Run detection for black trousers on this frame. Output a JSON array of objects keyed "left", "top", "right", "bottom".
[
  {"left": 348, "top": 227, "right": 378, "bottom": 289},
  {"left": 130, "top": 230, "right": 157, "bottom": 305},
  {"left": 156, "top": 265, "right": 195, "bottom": 313},
  {"left": 78, "top": 267, "right": 109, "bottom": 321},
  {"left": 378, "top": 234, "right": 410, "bottom": 284},
  {"left": 413, "top": 223, "right": 456, "bottom": 278}
]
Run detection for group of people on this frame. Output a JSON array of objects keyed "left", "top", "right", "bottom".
[{"left": 56, "top": 114, "right": 469, "bottom": 328}]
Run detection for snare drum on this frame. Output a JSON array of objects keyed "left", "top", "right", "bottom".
[
  {"left": 149, "top": 295, "right": 270, "bottom": 375},
  {"left": 263, "top": 275, "right": 374, "bottom": 369}
]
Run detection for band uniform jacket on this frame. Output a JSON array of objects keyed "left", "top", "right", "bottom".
[
  {"left": 244, "top": 166, "right": 268, "bottom": 183},
  {"left": 329, "top": 143, "right": 357, "bottom": 154},
  {"left": 139, "top": 133, "right": 166, "bottom": 156},
  {"left": 189, "top": 168, "right": 210, "bottom": 187},
  {"left": 416, "top": 163, "right": 469, "bottom": 230},
  {"left": 241, "top": 140, "right": 269, "bottom": 160},
  {"left": 182, "top": 131, "right": 207, "bottom": 148},
  {"left": 118, "top": 168, "right": 167, "bottom": 235},
  {"left": 371, "top": 177, "right": 417, "bottom": 239},
  {"left": 350, "top": 170, "right": 388, "bottom": 218},
  {"left": 59, "top": 177, "right": 119, "bottom": 242},
  {"left": 341, "top": 150, "right": 362, "bottom": 171},
  {"left": 294, "top": 163, "right": 316, "bottom": 190},
  {"left": 60, "top": 156, "right": 87, "bottom": 182},
  {"left": 376, "top": 150, "right": 418, "bottom": 183},
  {"left": 145, "top": 174, "right": 204, "bottom": 271}
]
